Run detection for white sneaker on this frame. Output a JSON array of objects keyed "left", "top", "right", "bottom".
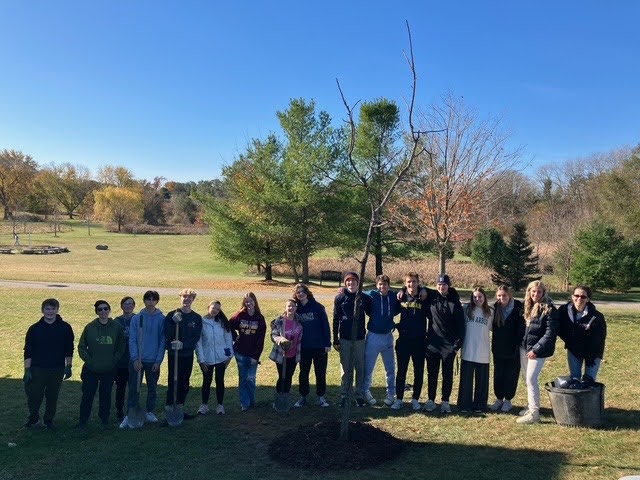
[
  {"left": 216, "top": 404, "right": 225, "bottom": 415},
  {"left": 364, "top": 391, "right": 377, "bottom": 405},
  {"left": 383, "top": 396, "right": 395, "bottom": 407},
  {"left": 317, "top": 396, "right": 330, "bottom": 407},
  {"left": 516, "top": 410, "right": 540, "bottom": 424},
  {"left": 119, "top": 416, "right": 129, "bottom": 429},
  {"left": 489, "top": 399, "right": 503, "bottom": 411},
  {"left": 197, "top": 404, "right": 209, "bottom": 415},
  {"left": 390, "top": 399, "right": 403, "bottom": 410},
  {"left": 501, "top": 400, "right": 513, "bottom": 412},
  {"left": 294, "top": 396, "right": 307, "bottom": 408},
  {"left": 411, "top": 399, "right": 422, "bottom": 411},
  {"left": 519, "top": 407, "right": 529, "bottom": 416},
  {"left": 422, "top": 399, "right": 436, "bottom": 412},
  {"left": 440, "top": 401, "right": 451, "bottom": 413},
  {"left": 145, "top": 412, "right": 158, "bottom": 423}
]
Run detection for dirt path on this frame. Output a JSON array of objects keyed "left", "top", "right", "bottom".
[{"left": 0, "top": 278, "right": 638, "bottom": 311}]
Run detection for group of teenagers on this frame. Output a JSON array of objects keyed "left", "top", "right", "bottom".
[{"left": 22, "top": 271, "right": 607, "bottom": 430}]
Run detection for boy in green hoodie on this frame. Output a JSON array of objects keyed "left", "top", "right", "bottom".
[{"left": 78, "top": 300, "right": 125, "bottom": 428}]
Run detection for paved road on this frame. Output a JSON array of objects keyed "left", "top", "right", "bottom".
[{"left": 1, "top": 279, "right": 638, "bottom": 311}]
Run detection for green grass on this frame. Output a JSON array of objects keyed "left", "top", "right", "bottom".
[{"left": 0, "top": 286, "right": 639, "bottom": 480}]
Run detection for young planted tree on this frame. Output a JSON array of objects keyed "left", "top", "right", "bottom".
[
  {"left": 336, "top": 22, "right": 425, "bottom": 440},
  {"left": 491, "top": 222, "right": 541, "bottom": 291},
  {"left": 394, "top": 93, "right": 523, "bottom": 274}
]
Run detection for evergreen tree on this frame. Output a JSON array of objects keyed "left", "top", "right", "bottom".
[
  {"left": 491, "top": 222, "right": 540, "bottom": 291},
  {"left": 470, "top": 226, "right": 506, "bottom": 268}
]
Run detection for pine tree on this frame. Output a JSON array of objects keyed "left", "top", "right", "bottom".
[{"left": 491, "top": 222, "right": 541, "bottom": 291}]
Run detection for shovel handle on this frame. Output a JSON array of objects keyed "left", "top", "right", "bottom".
[{"left": 173, "top": 320, "right": 179, "bottom": 405}]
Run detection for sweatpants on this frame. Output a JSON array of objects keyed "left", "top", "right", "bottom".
[
  {"left": 25, "top": 366, "right": 64, "bottom": 424},
  {"left": 395, "top": 337, "right": 425, "bottom": 401},
  {"left": 492, "top": 355, "right": 520, "bottom": 401},
  {"left": 339, "top": 339, "right": 365, "bottom": 398},
  {"left": 275, "top": 357, "right": 298, "bottom": 394},
  {"left": 426, "top": 352, "right": 456, "bottom": 402},
  {"left": 79, "top": 365, "right": 115, "bottom": 423},
  {"left": 457, "top": 360, "right": 489, "bottom": 411},
  {"left": 166, "top": 353, "right": 194, "bottom": 406},
  {"left": 298, "top": 348, "right": 328, "bottom": 397},
  {"left": 363, "top": 332, "right": 396, "bottom": 398}
]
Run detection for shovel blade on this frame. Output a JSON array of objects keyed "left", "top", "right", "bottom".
[
  {"left": 127, "top": 405, "right": 145, "bottom": 429},
  {"left": 274, "top": 392, "right": 291, "bottom": 414},
  {"left": 165, "top": 404, "right": 184, "bottom": 426}
]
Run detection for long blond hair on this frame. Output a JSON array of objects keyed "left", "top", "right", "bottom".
[
  {"left": 493, "top": 285, "right": 512, "bottom": 328},
  {"left": 524, "top": 280, "right": 551, "bottom": 324}
]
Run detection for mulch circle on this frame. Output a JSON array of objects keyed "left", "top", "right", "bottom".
[{"left": 268, "top": 420, "right": 405, "bottom": 471}]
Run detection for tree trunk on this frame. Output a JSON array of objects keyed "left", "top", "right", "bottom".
[
  {"left": 374, "top": 225, "right": 383, "bottom": 276},
  {"left": 439, "top": 249, "right": 446, "bottom": 275},
  {"left": 302, "top": 252, "right": 309, "bottom": 284},
  {"left": 264, "top": 262, "right": 273, "bottom": 281}
]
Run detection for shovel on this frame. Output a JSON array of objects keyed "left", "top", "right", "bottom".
[
  {"left": 274, "top": 341, "right": 291, "bottom": 414},
  {"left": 165, "top": 312, "right": 184, "bottom": 426},
  {"left": 127, "top": 314, "right": 145, "bottom": 429}
]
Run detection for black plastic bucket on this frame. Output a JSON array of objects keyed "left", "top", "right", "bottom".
[{"left": 545, "top": 382, "right": 605, "bottom": 427}]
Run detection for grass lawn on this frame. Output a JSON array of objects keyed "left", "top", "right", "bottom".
[
  {"left": 1, "top": 221, "right": 639, "bottom": 479},
  {"left": 0, "top": 286, "right": 638, "bottom": 480}
]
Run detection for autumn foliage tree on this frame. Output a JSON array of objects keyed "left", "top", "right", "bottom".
[
  {"left": 394, "top": 93, "right": 522, "bottom": 273},
  {"left": 94, "top": 185, "right": 143, "bottom": 232}
]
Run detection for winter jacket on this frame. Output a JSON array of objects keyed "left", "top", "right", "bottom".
[
  {"left": 557, "top": 302, "right": 606, "bottom": 365},
  {"left": 332, "top": 290, "right": 372, "bottom": 342},
  {"left": 366, "top": 289, "right": 401, "bottom": 334},
  {"left": 229, "top": 310, "right": 267, "bottom": 361},
  {"left": 164, "top": 309, "right": 203, "bottom": 358},
  {"left": 297, "top": 298, "right": 331, "bottom": 349},
  {"left": 196, "top": 315, "right": 234, "bottom": 365},
  {"left": 521, "top": 301, "right": 558, "bottom": 358},
  {"left": 491, "top": 299, "right": 525, "bottom": 359},
  {"left": 78, "top": 318, "right": 126, "bottom": 373},
  {"left": 424, "top": 287, "right": 466, "bottom": 358},
  {"left": 129, "top": 308, "right": 166, "bottom": 365},
  {"left": 269, "top": 314, "right": 303, "bottom": 364},
  {"left": 24, "top": 315, "right": 75, "bottom": 368}
]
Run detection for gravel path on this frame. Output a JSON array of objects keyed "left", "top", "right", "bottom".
[{"left": 1, "top": 279, "right": 638, "bottom": 311}]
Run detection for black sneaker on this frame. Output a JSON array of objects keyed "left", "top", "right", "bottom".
[
  {"left": 183, "top": 413, "right": 195, "bottom": 420},
  {"left": 23, "top": 419, "right": 39, "bottom": 428},
  {"left": 355, "top": 398, "right": 367, "bottom": 407},
  {"left": 44, "top": 421, "right": 54, "bottom": 430}
]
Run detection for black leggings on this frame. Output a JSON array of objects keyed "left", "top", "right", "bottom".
[{"left": 201, "top": 361, "right": 227, "bottom": 405}]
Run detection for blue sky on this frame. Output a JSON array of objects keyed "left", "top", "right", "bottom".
[{"left": 1, "top": 1, "right": 638, "bottom": 182}]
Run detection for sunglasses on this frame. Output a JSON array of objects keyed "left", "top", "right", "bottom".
[
  {"left": 96, "top": 307, "right": 110, "bottom": 312},
  {"left": 572, "top": 294, "right": 587, "bottom": 300}
]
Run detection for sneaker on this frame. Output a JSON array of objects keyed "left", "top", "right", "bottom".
[
  {"left": 411, "top": 399, "right": 422, "bottom": 411},
  {"left": 383, "top": 396, "right": 395, "bottom": 407},
  {"left": 317, "top": 396, "right": 330, "bottom": 407},
  {"left": 197, "top": 404, "right": 209, "bottom": 415},
  {"left": 294, "top": 396, "right": 307, "bottom": 408},
  {"left": 146, "top": 412, "right": 159, "bottom": 423},
  {"left": 183, "top": 413, "right": 195, "bottom": 420},
  {"left": 516, "top": 410, "right": 540, "bottom": 424},
  {"left": 501, "top": 400, "right": 513, "bottom": 413},
  {"left": 355, "top": 397, "right": 367, "bottom": 407},
  {"left": 390, "top": 399, "right": 403, "bottom": 410},
  {"left": 23, "top": 419, "right": 39, "bottom": 428},
  {"left": 364, "top": 391, "right": 377, "bottom": 406},
  {"left": 119, "top": 416, "right": 129, "bottom": 429},
  {"left": 216, "top": 404, "right": 225, "bottom": 415},
  {"left": 422, "top": 399, "right": 436, "bottom": 412},
  {"left": 44, "top": 420, "right": 54, "bottom": 430},
  {"left": 241, "top": 405, "right": 249, "bottom": 412},
  {"left": 489, "top": 399, "right": 504, "bottom": 411},
  {"left": 518, "top": 407, "right": 529, "bottom": 416},
  {"left": 440, "top": 401, "right": 451, "bottom": 413}
]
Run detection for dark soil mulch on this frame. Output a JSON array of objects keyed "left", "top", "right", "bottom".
[{"left": 268, "top": 420, "right": 405, "bottom": 471}]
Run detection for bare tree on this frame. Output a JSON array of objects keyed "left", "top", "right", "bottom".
[
  {"left": 394, "top": 92, "right": 523, "bottom": 273},
  {"left": 336, "top": 21, "right": 427, "bottom": 440}
]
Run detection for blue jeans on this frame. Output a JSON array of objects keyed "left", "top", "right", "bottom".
[
  {"left": 235, "top": 353, "right": 258, "bottom": 408},
  {"left": 567, "top": 351, "right": 601, "bottom": 381},
  {"left": 127, "top": 361, "right": 160, "bottom": 412}
]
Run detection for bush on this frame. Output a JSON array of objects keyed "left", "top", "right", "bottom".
[
  {"left": 470, "top": 227, "right": 506, "bottom": 269},
  {"left": 570, "top": 221, "right": 639, "bottom": 292}
]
